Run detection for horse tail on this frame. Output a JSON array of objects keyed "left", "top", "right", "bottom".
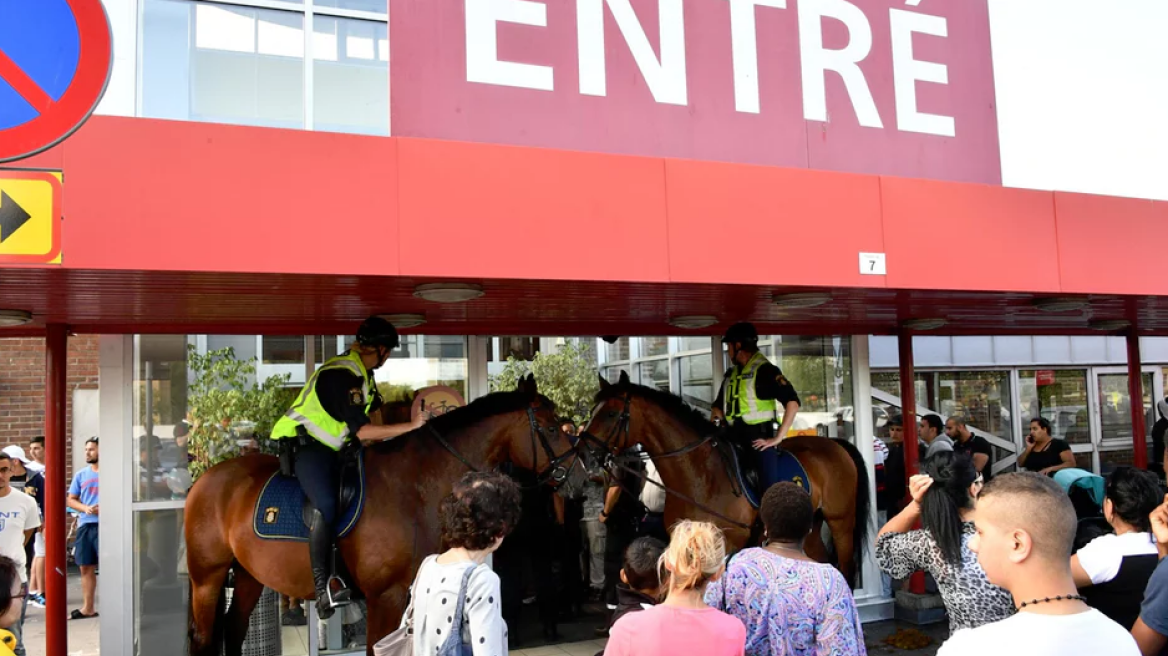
[{"left": 832, "top": 438, "right": 872, "bottom": 560}]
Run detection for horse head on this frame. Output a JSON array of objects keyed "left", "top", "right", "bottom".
[
  {"left": 582, "top": 370, "right": 718, "bottom": 462},
  {"left": 496, "top": 373, "right": 588, "bottom": 489}
]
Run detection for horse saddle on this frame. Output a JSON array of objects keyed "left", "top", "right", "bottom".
[
  {"left": 718, "top": 440, "right": 810, "bottom": 509},
  {"left": 253, "top": 448, "right": 367, "bottom": 542}
]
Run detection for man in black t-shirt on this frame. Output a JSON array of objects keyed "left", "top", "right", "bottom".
[{"left": 946, "top": 416, "right": 993, "bottom": 478}]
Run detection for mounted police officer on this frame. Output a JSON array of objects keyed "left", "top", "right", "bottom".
[
  {"left": 711, "top": 322, "right": 801, "bottom": 492},
  {"left": 271, "top": 316, "right": 424, "bottom": 618}
]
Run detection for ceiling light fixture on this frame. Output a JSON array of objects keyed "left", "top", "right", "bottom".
[
  {"left": 902, "top": 318, "right": 947, "bottom": 331},
  {"left": 668, "top": 315, "right": 718, "bottom": 330},
  {"left": 1088, "top": 319, "right": 1131, "bottom": 332},
  {"left": 0, "top": 310, "right": 32, "bottom": 327},
  {"left": 772, "top": 292, "right": 833, "bottom": 309},
  {"left": 378, "top": 313, "right": 427, "bottom": 329},
  {"left": 413, "top": 283, "right": 485, "bottom": 304},
  {"left": 1033, "top": 297, "right": 1088, "bottom": 313}
]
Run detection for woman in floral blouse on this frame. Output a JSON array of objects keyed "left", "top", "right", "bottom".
[
  {"left": 706, "top": 482, "right": 865, "bottom": 656},
  {"left": 876, "top": 452, "right": 1014, "bottom": 633}
]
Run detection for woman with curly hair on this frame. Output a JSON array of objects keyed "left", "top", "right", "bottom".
[
  {"left": 604, "top": 520, "right": 746, "bottom": 656},
  {"left": 1072, "top": 466, "right": 1162, "bottom": 629},
  {"left": 876, "top": 452, "right": 1014, "bottom": 634},
  {"left": 403, "top": 471, "right": 522, "bottom": 656}
]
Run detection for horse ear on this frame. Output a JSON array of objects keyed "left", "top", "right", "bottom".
[
  {"left": 599, "top": 375, "right": 611, "bottom": 391},
  {"left": 523, "top": 373, "right": 538, "bottom": 398},
  {"left": 618, "top": 370, "right": 630, "bottom": 386}
]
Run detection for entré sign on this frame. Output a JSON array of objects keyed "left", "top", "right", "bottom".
[{"left": 390, "top": 0, "right": 1000, "bottom": 183}]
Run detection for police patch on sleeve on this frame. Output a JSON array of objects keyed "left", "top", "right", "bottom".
[
  {"left": 349, "top": 388, "right": 364, "bottom": 406},
  {"left": 777, "top": 375, "right": 790, "bottom": 386}
]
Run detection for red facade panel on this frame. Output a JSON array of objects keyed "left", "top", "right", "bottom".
[
  {"left": 879, "top": 177, "right": 1061, "bottom": 292},
  {"left": 396, "top": 138, "right": 671, "bottom": 282},
  {"left": 1054, "top": 192, "right": 1168, "bottom": 296},
  {"left": 664, "top": 159, "right": 885, "bottom": 288},
  {"left": 60, "top": 117, "right": 400, "bottom": 276}
]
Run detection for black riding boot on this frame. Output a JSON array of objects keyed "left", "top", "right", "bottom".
[{"left": 308, "top": 508, "right": 350, "bottom": 619}]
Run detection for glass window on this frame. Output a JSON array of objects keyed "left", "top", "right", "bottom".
[
  {"left": 639, "top": 337, "right": 668, "bottom": 358},
  {"left": 931, "top": 371, "right": 1013, "bottom": 444},
  {"left": 604, "top": 337, "right": 629, "bottom": 362},
  {"left": 377, "top": 336, "right": 469, "bottom": 402},
  {"left": 261, "top": 335, "right": 324, "bottom": 364},
  {"left": 1098, "top": 372, "right": 1154, "bottom": 476},
  {"left": 315, "top": 0, "right": 386, "bottom": 12},
  {"left": 680, "top": 354, "right": 714, "bottom": 412},
  {"left": 601, "top": 366, "right": 624, "bottom": 384},
  {"left": 1019, "top": 370, "right": 1091, "bottom": 444},
  {"left": 678, "top": 336, "right": 710, "bottom": 352},
  {"left": 134, "top": 335, "right": 191, "bottom": 503},
  {"left": 134, "top": 509, "right": 187, "bottom": 655},
  {"left": 312, "top": 16, "right": 389, "bottom": 135},
  {"left": 762, "top": 336, "right": 853, "bottom": 439},
  {"left": 141, "top": 1, "right": 306, "bottom": 129},
  {"left": 639, "top": 359, "right": 670, "bottom": 393}
]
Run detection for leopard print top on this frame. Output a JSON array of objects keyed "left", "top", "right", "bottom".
[{"left": 876, "top": 522, "right": 1015, "bottom": 633}]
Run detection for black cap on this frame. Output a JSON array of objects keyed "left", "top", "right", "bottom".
[
  {"left": 721, "top": 322, "right": 759, "bottom": 344},
  {"left": 356, "top": 316, "right": 400, "bottom": 350}
]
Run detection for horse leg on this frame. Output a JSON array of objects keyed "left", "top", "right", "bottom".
[
  {"left": 365, "top": 585, "right": 409, "bottom": 656},
  {"left": 223, "top": 566, "right": 265, "bottom": 656},
  {"left": 802, "top": 516, "right": 829, "bottom": 565},
  {"left": 189, "top": 563, "right": 230, "bottom": 656},
  {"left": 826, "top": 513, "right": 858, "bottom": 588}
]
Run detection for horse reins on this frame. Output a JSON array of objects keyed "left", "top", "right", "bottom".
[
  {"left": 425, "top": 405, "right": 577, "bottom": 489},
  {"left": 578, "top": 394, "right": 751, "bottom": 531}
]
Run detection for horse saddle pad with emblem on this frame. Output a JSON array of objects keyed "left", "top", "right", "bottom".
[
  {"left": 722, "top": 441, "right": 811, "bottom": 509},
  {"left": 253, "top": 450, "right": 367, "bottom": 542}
]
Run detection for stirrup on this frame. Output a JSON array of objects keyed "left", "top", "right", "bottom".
[{"left": 326, "top": 576, "right": 352, "bottom": 607}]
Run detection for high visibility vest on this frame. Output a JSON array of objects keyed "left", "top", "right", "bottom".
[
  {"left": 723, "top": 351, "right": 778, "bottom": 426},
  {"left": 271, "top": 351, "right": 373, "bottom": 451}
]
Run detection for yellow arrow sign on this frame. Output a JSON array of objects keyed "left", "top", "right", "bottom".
[{"left": 0, "top": 172, "right": 62, "bottom": 265}]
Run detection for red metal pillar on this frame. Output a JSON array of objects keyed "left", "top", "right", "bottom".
[
  {"left": 45, "top": 325, "right": 67, "bottom": 656},
  {"left": 897, "top": 330, "right": 926, "bottom": 594},
  {"left": 1127, "top": 330, "right": 1148, "bottom": 470}
]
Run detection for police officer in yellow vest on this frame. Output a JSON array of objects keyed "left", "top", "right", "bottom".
[
  {"left": 271, "top": 317, "right": 424, "bottom": 618},
  {"left": 711, "top": 322, "right": 801, "bottom": 492}
]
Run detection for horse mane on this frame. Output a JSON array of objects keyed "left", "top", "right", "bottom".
[
  {"left": 596, "top": 382, "right": 716, "bottom": 436},
  {"left": 371, "top": 389, "right": 533, "bottom": 453}
]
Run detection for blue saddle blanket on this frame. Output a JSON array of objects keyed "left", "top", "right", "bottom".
[
  {"left": 729, "top": 445, "right": 810, "bottom": 508},
  {"left": 253, "top": 451, "right": 366, "bottom": 542}
]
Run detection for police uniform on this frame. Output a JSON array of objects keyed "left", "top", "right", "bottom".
[
  {"left": 271, "top": 345, "right": 385, "bottom": 616},
  {"left": 714, "top": 350, "right": 801, "bottom": 490}
]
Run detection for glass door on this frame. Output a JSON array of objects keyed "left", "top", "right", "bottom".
[{"left": 1092, "top": 367, "right": 1162, "bottom": 476}]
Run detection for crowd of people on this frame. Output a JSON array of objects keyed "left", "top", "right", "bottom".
[{"left": 389, "top": 415, "right": 1168, "bottom": 656}]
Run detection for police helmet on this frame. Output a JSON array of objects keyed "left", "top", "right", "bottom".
[
  {"left": 356, "top": 316, "right": 400, "bottom": 350},
  {"left": 721, "top": 322, "right": 759, "bottom": 346}
]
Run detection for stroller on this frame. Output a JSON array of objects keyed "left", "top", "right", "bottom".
[{"left": 1052, "top": 469, "right": 1111, "bottom": 551}]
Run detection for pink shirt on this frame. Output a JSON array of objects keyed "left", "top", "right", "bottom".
[{"left": 603, "top": 604, "right": 746, "bottom": 656}]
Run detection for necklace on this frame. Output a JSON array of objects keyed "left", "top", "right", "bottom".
[{"left": 1017, "top": 594, "right": 1085, "bottom": 610}]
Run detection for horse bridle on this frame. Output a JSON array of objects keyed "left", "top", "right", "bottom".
[
  {"left": 577, "top": 393, "right": 750, "bottom": 530},
  {"left": 426, "top": 403, "right": 577, "bottom": 487}
]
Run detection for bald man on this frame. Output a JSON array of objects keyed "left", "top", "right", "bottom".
[
  {"left": 939, "top": 473, "right": 1138, "bottom": 656},
  {"left": 946, "top": 416, "right": 992, "bottom": 476}
]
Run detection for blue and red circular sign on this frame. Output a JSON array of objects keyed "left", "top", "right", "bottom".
[{"left": 0, "top": 0, "right": 112, "bottom": 163}]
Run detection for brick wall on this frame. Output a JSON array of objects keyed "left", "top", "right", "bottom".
[{"left": 0, "top": 336, "right": 100, "bottom": 481}]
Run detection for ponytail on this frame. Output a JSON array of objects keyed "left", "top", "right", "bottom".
[
  {"left": 920, "top": 452, "right": 977, "bottom": 564},
  {"left": 660, "top": 520, "right": 726, "bottom": 593}
]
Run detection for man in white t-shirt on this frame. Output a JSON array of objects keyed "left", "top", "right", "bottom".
[
  {"left": 939, "top": 472, "right": 1139, "bottom": 656},
  {"left": 0, "top": 452, "right": 42, "bottom": 656}
]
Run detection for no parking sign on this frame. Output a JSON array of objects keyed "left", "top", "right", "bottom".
[{"left": 0, "top": 0, "right": 113, "bottom": 162}]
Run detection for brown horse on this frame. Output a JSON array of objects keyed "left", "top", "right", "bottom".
[
  {"left": 185, "top": 375, "right": 584, "bottom": 656},
  {"left": 582, "top": 373, "right": 871, "bottom": 584}
]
